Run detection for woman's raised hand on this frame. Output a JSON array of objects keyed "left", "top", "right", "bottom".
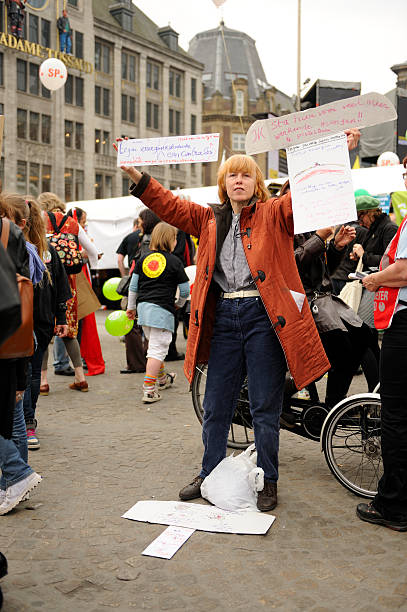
[{"left": 113, "top": 137, "right": 143, "bottom": 185}]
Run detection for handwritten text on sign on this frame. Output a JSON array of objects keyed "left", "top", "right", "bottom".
[
  {"left": 246, "top": 92, "right": 397, "bottom": 154},
  {"left": 287, "top": 133, "right": 356, "bottom": 234},
  {"left": 117, "top": 133, "right": 220, "bottom": 167}
]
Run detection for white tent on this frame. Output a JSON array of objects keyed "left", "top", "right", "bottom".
[{"left": 73, "top": 165, "right": 406, "bottom": 270}]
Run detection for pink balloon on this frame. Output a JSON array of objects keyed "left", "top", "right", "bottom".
[{"left": 39, "top": 58, "right": 67, "bottom": 91}]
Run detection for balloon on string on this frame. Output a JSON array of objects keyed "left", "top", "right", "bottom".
[
  {"left": 39, "top": 58, "right": 67, "bottom": 91},
  {"left": 105, "top": 310, "right": 134, "bottom": 336},
  {"left": 102, "top": 277, "right": 121, "bottom": 301},
  {"left": 377, "top": 151, "right": 400, "bottom": 167}
]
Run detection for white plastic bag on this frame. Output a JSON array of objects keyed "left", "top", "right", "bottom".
[{"left": 200, "top": 444, "right": 264, "bottom": 512}]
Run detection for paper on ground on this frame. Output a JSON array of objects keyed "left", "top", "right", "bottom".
[
  {"left": 122, "top": 500, "right": 275, "bottom": 535},
  {"left": 117, "top": 133, "right": 220, "bottom": 167},
  {"left": 246, "top": 92, "right": 397, "bottom": 154},
  {"left": 287, "top": 132, "right": 356, "bottom": 234},
  {"left": 142, "top": 526, "right": 195, "bottom": 559}
]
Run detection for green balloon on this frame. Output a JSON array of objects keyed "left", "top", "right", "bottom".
[
  {"left": 102, "top": 277, "right": 122, "bottom": 301},
  {"left": 105, "top": 310, "right": 134, "bottom": 336}
]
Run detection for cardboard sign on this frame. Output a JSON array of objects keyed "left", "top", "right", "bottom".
[
  {"left": 117, "top": 133, "right": 220, "bottom": 167},
  {"left": 287, "top": 132, "right": 356, "bottom": 233},
  {"left": 246, "top": 92, "right": 397, "bottom": 154},
  {"left": 122, "top": 500, "right": 275, "bottom": 535}
]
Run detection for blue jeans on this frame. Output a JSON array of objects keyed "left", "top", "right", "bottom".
[
  {"left": 0, "top": 398, "right": 32, "bottom": 490},
  {"left": 60, "top": 31, "right": 72, "bottom": 54},
  {"left": 23, "top": 346, "right": 44, "bottom": 423},
  {"left": 200, "top": 297, "right": 286, "bottom": 482},
  {"left": 53, "top": 336, "right": 70, "bottom": 371}
]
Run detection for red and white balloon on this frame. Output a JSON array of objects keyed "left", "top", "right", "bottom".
[{"left": 39, "top": 58, "right": 67, "bottom": 91}]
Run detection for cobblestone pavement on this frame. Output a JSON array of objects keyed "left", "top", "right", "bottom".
[{"left": 0, "top": 312, "right": 406, "bottom": 611}]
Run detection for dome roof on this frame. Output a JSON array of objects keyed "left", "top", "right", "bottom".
[{"left": 188, "top": 22, "right": 270, "bottom": 101}]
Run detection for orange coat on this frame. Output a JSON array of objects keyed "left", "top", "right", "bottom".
[{"left": 131, "top": 176, "right": 330, "bottom": 389}]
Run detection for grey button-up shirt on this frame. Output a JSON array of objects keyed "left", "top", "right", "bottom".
[{"left": 212, "top": 212, "right": 253, "bottom": 292}]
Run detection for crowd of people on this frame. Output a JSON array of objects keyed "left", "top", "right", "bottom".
[{"left": 0, "top": 133, "right": 406, "bottom": 534}]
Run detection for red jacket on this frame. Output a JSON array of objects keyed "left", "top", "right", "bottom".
[{"left": 131, "top": 175, "right": 330, "bottom": 389}]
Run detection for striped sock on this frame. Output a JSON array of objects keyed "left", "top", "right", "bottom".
[
  {"left": 143, "top": 375, "right": 156, "bottom": 391},
  {"left": 157, "top": 364, "right": 166, "bottom": 385}
]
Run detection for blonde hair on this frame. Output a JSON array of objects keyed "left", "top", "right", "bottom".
[
  {"left": 0, "top": 193, "right": 48, "bottom": 261},
  {"left": 217, "top": 154, "right": 270, "bottom": 204},
  {"left": 150, "top": 222, "right": 177, "bottom": 252},
  {"left": 38, "top": 191, "right": 66, "bottom": 213}
]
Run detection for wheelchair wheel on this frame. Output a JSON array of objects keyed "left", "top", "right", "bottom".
[
  {"left": 321, "top": 394, "right": 382, "bottom": 498},
  {"left": 191, "top": 364, "right": 254, "bottom": 450}
]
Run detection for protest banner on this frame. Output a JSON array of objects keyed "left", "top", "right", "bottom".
[
  {"left": 117, "top": 133, "right": 220, "bottom": 167},
  {"left": 287, "top": 132, "right": 356, "bottom": 233},
  {"left": 246, "top": 92, "right": 397, "bottom": 154},
  {"left": 391, "top": 191, "right": 407, "bottom": 225}
]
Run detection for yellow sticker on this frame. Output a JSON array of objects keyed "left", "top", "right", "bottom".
[{"left": 142, "top": 253, "right": 167, "bottom": 278}]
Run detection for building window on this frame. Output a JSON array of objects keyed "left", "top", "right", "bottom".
[
  {"left": 75, "top": 122, "right": 84, "bottom": 150},
  {"left": 29, "top": 162, "right": 40, "bottom": 196},
  {"left": 95, "top": 87, "right": 110, "bottom": 116},
  {"left": 75, "top": 31, "right": 83, "bottom": 59},
  {"left": 191, "top": 114, "right": 197, "bottom": 135},
  {"left": 65, "top": 168, "right": 73, "bottom": 202},
  {"left": 103, "top": 88, "right": 110, "bottom": 116},
  {"left": 65, "top": 120, "right": 73, "bottom": 148},
  {"left": 122, "top": 51, "right": 136, "bottom": 82},
  {"left": 169, "top": 109, "right": 181, "bottom": 135},
  {"left": 232, "top": 133, "right": 246, "bottom": 151},
  {"left": 146, "top": 60, "right": 160, "bottom": 90},
  {"left": 17, "top": 59, "right": 27, "bottom": 92},
  {"left": 65, "top": 76, "right": 84, "bottom": 107},
  {"left": 146, "top": 101, "right": 159, "bottom": 130},
  {"left": 17, "top": 109, "right": 27, "bottom": 139},
  {"left": 95, "top": 40, "right": 111, "bottom": 74},
  {"left": 95, "top": 129, "right": 110, "bottom": 155},
  {"left": 235, "top": 90, "right": 244, "bottom": 116},
  {"left": 17, "top": 161, "right": 27, "bottom": 193},
  {"left": 29, "top": 111, "right": 39, "bottom": 141},
  {"left": 95, "top": 129, "right": 101, "bottom": 153},
  {"left": 191, "top": 78, "right": 197, "bottom": 103},
  {"left": 122, "top": 176, "right": 129, "bottom": 195},
  {"left": 169, "top": 69, "right": 182, "bottom": 98},
  {"left": 42, "top": 165, "right": 51, "bottom": 192},
  {"left": 29, "top": 62, "right": 39, "bottom": 95},
  {"left": 95, "top": 173, "right": 113, "bottom": 199},
  {"left": 41, "top": 114, "right": 51, "bottom": 143},
  {"left": 75, "top": 170, "right": 84, "bottom": 200},
  {"left": 41, "top": 19, "right": 50, "bottom": 48},
  {"left": 29, "top": 14, "right": 39, "bottom": 44},
  {"left": 75, "top": 77, "right": 84, "bottom": 106},
  {"left": 122, "top": 94, "right": 136, "bottom": 123},
  {"left": 68, "top": 0, "right": 78, "bottom": 6},
  {"left": 0, "top": 53, "right": 3, "bottom": 87},
  {"left": 65, "top": 75, "right": 73, "bottom": 104}
]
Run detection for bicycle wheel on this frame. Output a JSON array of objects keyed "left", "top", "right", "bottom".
[
  {"left": 191, "top": 364, "right": 254, "bottom": 450},
  {"left": 321, "top": 394, "right": 382, "bottom": 498}
]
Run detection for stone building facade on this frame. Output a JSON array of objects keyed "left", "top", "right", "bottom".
[
  {"left": 188, "top": 22, "right": 295, "bottom": 186},
  {"left": 0, "top": 0, "right": 203, "bottom": 201}
]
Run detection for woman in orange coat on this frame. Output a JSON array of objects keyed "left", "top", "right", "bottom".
[{"left": 116, "top": 130, "right": 359, "bottom": 512}]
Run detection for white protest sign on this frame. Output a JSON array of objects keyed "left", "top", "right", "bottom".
[
  {"left": 246, "top": 92, "right": 397, "bottom": 154},
  {"left": 142, "top": 526, "right": 195, "bottom": 560},
  {"left": 117, "top": 133, "right": 220, "bottom": 167},
  {"left": 122, "top": 500, "right": 275, "bottom": 535},
  {"left": 287, "top": 132, "right": 356, "bottom": 234}
]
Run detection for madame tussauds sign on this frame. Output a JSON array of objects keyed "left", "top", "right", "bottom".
[{"left": 0, "top": 32, "right": 93, "bottom": 73}]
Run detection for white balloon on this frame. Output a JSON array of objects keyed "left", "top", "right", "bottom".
[
  {"left": 377, "top": 151, "right": 400, "bottom": 167},
  {"left": 39, "top": 58, "right": 67, "bottom": 91}
]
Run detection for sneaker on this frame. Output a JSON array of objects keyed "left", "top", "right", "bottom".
[
  {"left": 257, "top": 479, "right": 277, "bottom": 512},
  {"left": 0, "top": 489, "right": 28, "bottom": 504},
  {"left": 0, "top": 472, "right": 42, "bottom": 516},
  {"left": 26, "top": 428, "right": 40, "bottom": 450},
  {"left": 158, "top": 372, "right": 177, "bottom": 390},
  {"left": 142, "top": 388, "right": 161, "bottom": 403}
]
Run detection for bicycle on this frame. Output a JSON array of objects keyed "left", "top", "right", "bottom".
[{"left": 191, "top": 364, "right": 382, "bottom": 499}]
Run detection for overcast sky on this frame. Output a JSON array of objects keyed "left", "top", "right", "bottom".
[{"left": 135, "top": 0, "right": 406, "bottom": 97}]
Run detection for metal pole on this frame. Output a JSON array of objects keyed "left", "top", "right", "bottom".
[{"left": 297, "top": 0, "right": 301, "bottom": 111}]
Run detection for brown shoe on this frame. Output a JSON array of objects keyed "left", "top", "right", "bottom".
[
  {"left": 69, "top": 381, "right": 89, "bottom": 392},
  {"left": 257, "top": 479, "right": 277, "bottom": 512},
  {"left": 179, "top": 476, "right": 204, "bottom": 501}
]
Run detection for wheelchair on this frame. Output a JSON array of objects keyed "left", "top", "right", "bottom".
[{"left": 192, "top": 365, "right": 382, "bottom": 499}]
